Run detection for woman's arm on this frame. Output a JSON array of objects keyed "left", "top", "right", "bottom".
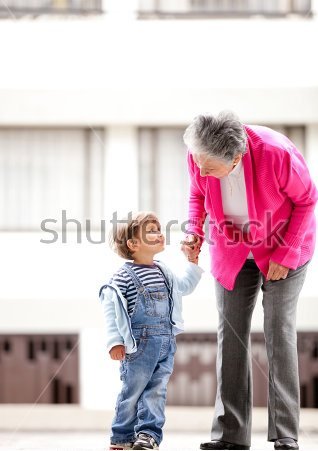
[{"left": 270, "top": 147, "right": 318, "bottom": 268}]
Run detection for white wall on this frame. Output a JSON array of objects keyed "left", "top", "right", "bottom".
[
  {"left": 1, "top": 10, "right": 318, "bottom": 408},
  {"left": 0, "top": 18, "right": 318, "bottom": 90},
  {"left": 1, "top": 87, "right": 318, "bottom": 126},
  {"left": 0, "top": 16, "right": 318, "bottom": 124}
]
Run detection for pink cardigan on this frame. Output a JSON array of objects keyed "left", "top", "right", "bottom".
[{"left": 187, "top": 125, "right": 318, "bottom": 290}]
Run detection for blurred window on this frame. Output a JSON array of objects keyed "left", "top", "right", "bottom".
[
  {"left": 0, "top": 0, "right": 102, "bottom": 16},
  {"left": 0, "top": 128, "right": 105, "bottom": 231},
  {"left": 139, "top": 128, "right": 189, "bottom": 229},
  {"left": 138, "top": 0, "right": 312, "bottom": 18}
]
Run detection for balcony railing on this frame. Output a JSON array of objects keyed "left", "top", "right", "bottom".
[
  {"left": 138, "top": 0, "right": 312, "bottom": 19},
  {"left": 0, "top": 0, "right": 103, "bottom": 17}
]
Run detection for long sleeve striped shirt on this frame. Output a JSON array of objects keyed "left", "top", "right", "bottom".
[{"left": 112, "top": 262, "right": 166, "bottom": 316}]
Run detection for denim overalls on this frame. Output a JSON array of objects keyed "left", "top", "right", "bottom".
[{"left": 110, "top": 262, "right": 177, "bottom": 446}]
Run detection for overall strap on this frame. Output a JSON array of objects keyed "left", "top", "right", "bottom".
[
  {"left": 123, "top": 263, "right": 144, "bottom": 291},
  {"left": 155, "top": 263, "right": 172, "bottom": 293}
]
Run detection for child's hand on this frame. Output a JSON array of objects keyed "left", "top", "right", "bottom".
[
  {"left": 109, "top": 345, "right": 126, "bottom": 360},
  {"left": 180, "top": 234, "right": 201, "bottom": 264}
]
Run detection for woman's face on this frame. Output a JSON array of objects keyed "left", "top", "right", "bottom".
[{"left": 193, "top": 153, "right": 241, "bottom": 179}]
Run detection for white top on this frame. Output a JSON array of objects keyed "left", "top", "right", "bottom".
[{"left": 220, "top": 159, "right": 254, "bottom": 259}]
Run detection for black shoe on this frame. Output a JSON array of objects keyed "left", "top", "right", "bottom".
[
  {"left": 200, "top": 440, "right": 250, "bottom": 450},
  {"left": 132, "top": 433, "right": 159, "bottom": 450},
  {"left": 274, "top": 438, "right": 299, "bottom": 450}
]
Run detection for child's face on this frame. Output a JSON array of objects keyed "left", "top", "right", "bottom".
[{"left": 137, "top": 220, "right": 165, "bottom": 255}]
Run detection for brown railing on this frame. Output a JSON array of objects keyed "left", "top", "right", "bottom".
[
  {"left": 168, "top": 332, "right": 318, "bottom": 407},
  {"left": 0, "top": 0, "right": 102, "bottom": 17},
  {"left": 138, "top": 0, "right": 312, "bottom": 19},
  {"left": 0, "top": 334, "right": 79, "bottom": 404}
]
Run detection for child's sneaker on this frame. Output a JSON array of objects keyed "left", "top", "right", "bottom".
[
  {"left": 109, "top": 442, "right": 134, "bottom": 450},
  {"left": 132, "top": 433, "right": 159, "bottom": 450}
]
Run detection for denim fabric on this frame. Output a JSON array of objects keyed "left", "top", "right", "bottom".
[
  {"left": 110, "top": 263, "right": 176, "bottom": 446},
  {"left": 99, "top": 260, "right": 204, "bottom": 353}
]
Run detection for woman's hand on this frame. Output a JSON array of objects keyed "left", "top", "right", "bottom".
[
  {"left": 109, "top": 344, "right": 126, "bottom": 360},
  {"left": 266, "top": 260, "right": 289, "bottom": 281},
  {"left": 180, "top": 234, "right": 201, "bottom": 264}
]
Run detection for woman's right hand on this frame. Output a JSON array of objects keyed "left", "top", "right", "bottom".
[
  {"left": 109, "top": 344, "right": 126, "bottom": 360},
  {"left": 180, "top": 234, "right": 202, "bottom": 264}
]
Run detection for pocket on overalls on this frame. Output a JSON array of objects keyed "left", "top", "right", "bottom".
[
  {"left": 125, "top": 337, "right": 148, "bottom": 362},
  {"left": 149, "top": 290, "right": 170, "bottom": 317}
]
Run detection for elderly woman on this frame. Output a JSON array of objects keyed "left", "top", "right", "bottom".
[{"left": 181, "top": 111, "right": 318, "bottom": 451}]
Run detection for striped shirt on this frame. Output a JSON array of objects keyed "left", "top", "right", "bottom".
[{"left": 113, "top": 263, "right": 167, "bottom": 316}]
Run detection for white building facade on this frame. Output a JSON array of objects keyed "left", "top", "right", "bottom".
[{"left": 0, "top": 0, "right": 318, "bottom": 409}]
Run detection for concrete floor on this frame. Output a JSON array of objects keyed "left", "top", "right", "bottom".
[
  {"left": 0, "top": 407, "right": 317, "bottom": 451},
  {"left": 1, "top": 431, "right": 318, "bottom": 451}
]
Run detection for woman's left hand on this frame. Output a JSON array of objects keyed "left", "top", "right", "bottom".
[{"left": 266, "top": 260, "right": 289, "bottom": 281}]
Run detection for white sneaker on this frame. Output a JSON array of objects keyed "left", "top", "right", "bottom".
[
  {"left": 109, "top": 442, "right": 134, "bottom": 450},
  {"left": 132, "top": 433, "right": 159, "bottom": 450}
]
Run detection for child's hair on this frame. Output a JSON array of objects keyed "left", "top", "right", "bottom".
[{"left": 109, "top": 211, "right": 160, "bottom": 260}]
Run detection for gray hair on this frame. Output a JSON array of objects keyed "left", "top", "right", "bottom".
[{"left": 183, "top": 111, "right": 247, "bottom": 163}]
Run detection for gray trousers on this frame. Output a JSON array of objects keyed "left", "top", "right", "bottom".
[{"left": 211, "top": 258, "right": 310, "bottom": 446}]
